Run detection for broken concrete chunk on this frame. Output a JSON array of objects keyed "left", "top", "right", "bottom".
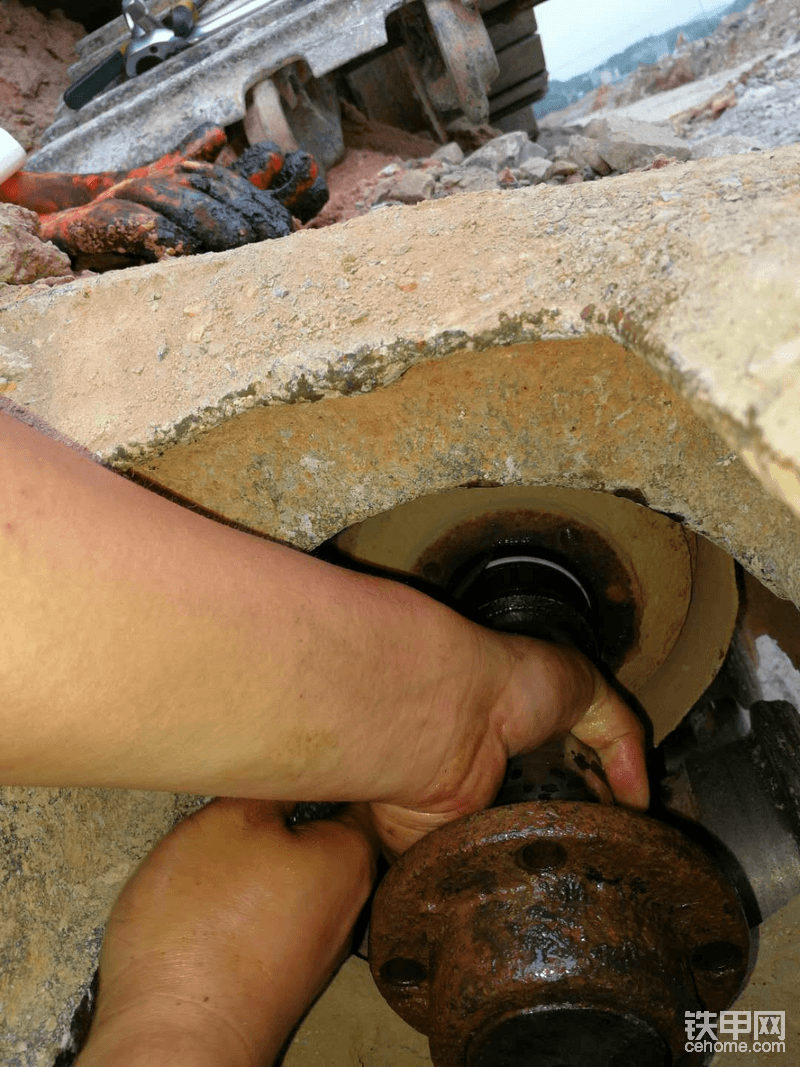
[
  {"left": 463, "top": 131, "right": 534, "bottom": 171},
  {"left": 440, "top": 167, "right": 500, "bottom": 193},
  {"left": 584, "top": 115, "right": 691, "bottom": 158},
  {"left": 583, "top": 115, "right": 692, "bottom": 172},
  {"left": 0, "top": 203, "right": 73, "bottom": 285},
  {"left": 690, "top": 134, "right": 765, "bottom": 158},
  {"left": 375, "top": 169, "right": 435, "bottom": 204},
  {"left": 519, "top": 141, "right": 549, "bottom": 162},
  {"left": 430, "top": 141, "right": 464, "bottom": 165},
  {"left": 566, "top": 134, "right": 612, "bottom": 176},
  {"left": 598, "top": 141, "right": 675, "bottom": 172},
  {"left": 544, "top": 159, "right": 580, "bottom": 181},
  {"left": 516, "top": 157, "right": 551, "bottom": 182}
]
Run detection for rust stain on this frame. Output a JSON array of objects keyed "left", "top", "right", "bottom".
[
  {"left": 371, "top": 802, "right": 750, "bottom": 1067},
  {"left": 413, "top": 508, "right": 637, "bottom": 674}
]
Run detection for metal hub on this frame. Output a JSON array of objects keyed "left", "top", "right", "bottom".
[
  {"left": 360, "top": 491, "right": 749, "bottom": 1066},
  {"left": 449, "top": 544, "right": 598, "bottom": 660},
  {"left": 369, "top": 803, "right": 751, "bottom": 1067}
]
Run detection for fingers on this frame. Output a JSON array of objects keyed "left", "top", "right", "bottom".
[
  {"left": 500, "top": 637, "right": 650, "bottom": 811},
  {"left": 107, "top": 169, "right": 256, "bottom": 251},
  {"left": 330, "top": 800, "right": 381, "bottom": 854},
  {"left": 88, "top": 797, "right": 377, "bottom": 1067},
  {"left": 369, "top": 801, "right": 452, "bottom": 861},
  {"left": 569, "top": 671, "right": 650, "bottom": 810},
  {"left": 259, "top": 150, "right": 330, "bottom": 223},
  {"left": 175, "top": 123, "right": 229, "bottom": 164},
  {"left": 229, "top": 140, "right": 285, "bottom": 190},
  {"left": 178, "top": 162, "right": 295, "bottom": 241},
  {"left": 0, "top": 128, "right": 228, "bottom": 217},
  {"left": 14, "top": 142, "right": 325, "bottom": 271},
  {"left": 1, "top": 170, "right": 107, "bottom": 212},
  {"left": 235, "top": 798, "right": 380, "bottom": 880},
  {"left": 107, "top": 164, "right": 295, "bottom": 250},
  {"left": 39, "top": 197, "right": 200, "bottom": 268}
]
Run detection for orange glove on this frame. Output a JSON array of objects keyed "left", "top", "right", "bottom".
[{"left": 0, "top": 125, "right": 328, "bottom": 271}]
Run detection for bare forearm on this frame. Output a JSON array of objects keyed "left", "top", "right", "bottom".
[{"left": 0, "top": 411, "right": 494, "bottom": 801}]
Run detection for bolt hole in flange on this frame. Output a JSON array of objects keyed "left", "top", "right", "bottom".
[
  {"left": 466, "top": 1006, "right": 671, "bottom": 1067},
  {"left": 690, "top": 940, "right": 745, "bottom": 976},
  {"left": 516, "top": 840, "right": 568, "bottom": 873},
  {"left": 379, "top": 957, "right": 429, "bottom": 987}
]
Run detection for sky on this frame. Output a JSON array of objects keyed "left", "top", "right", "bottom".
[{"left": 534, "top": 0, "right": 731, "bottom": 80}]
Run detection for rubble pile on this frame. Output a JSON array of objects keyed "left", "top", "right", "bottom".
[
  {"left": 592, "top": 0, "right": 800, "bottom": 112},
  {"left": 3, "top": 0, "right": 800, "bottom": 287},
  {"left": 350, "top": 112, "right": 756, "bottom": 211},
  {"left": 680, "top": 55, "right": 800, "bottom": 146}
]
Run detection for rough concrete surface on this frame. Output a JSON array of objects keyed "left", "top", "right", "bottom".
[
  {"left": 2, "top": 144, "right": 800, "bottom": 586},
  {"left": 0, "top": 789, "right": 209, "bottom": 1067},
  {"left": 3, "top": 135, "right": 800, "bottom": 1066}
]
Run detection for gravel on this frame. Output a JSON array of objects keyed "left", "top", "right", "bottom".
[{"left": 691, "top": 75, "right": 800, "bottom": 146}]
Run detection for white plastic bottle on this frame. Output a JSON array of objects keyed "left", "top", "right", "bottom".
[{"left": 0, "top": 128, "right": 26, "bottom": 184}]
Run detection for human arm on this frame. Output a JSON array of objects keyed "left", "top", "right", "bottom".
[{"left": 0, "top": 407, "right": 647, "bottom": 852}]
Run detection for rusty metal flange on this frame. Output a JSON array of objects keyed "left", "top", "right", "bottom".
[
  {"left": 369, "top": 802, "right": 750, "bottom": 1067},
  {"left": 421, "top": 0, "right": 498, "bottom": 123}
]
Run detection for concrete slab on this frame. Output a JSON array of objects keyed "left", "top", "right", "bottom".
[
  {"left": 2, "top": 140, "right": 800, "bottom": 1066},
  {"left": 2, "top": 145, "right": 800, "bottom": 594}
]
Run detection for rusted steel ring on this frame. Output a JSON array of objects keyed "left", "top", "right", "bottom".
[{"left": 370, "top": 802, "right": 750, "bottom": 1067}]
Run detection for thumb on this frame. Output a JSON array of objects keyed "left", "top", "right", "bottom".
[{"left": 501, "top": 638, "right": 649, "bottom": 810}]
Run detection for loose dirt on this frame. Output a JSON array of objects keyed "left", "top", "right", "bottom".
[
  {"left": 0, "top": 0, "right": 84, "bottom": 152},
  {"left": 306, "top": 103, "right": 438, "bottom": 227}
]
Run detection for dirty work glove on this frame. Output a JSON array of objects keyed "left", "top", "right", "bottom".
[
  {"left": 36, "top": 161, "right": 297, "bottom": 270},
  {"left": 0, "top": 124, "right": 329, "bottom": 271},
  {"left": 231, "top": 140, "right": 329, "bottom": 224}
]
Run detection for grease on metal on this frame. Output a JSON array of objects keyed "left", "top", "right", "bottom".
[
  {"left": 370, "top": 803, "right": 750, "bottom": 1067},
  {"left": 414, "top": 507, "right": 637, "bottom": 672}
]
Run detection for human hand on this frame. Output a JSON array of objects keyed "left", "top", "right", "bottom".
[
  {"left": 77, "top": 799, "right": 378, "bottom": 1067},
  {"left": 370, "top": 631, "right": 648, "bottom": 858},
  {"left": 36, "top": 161, "right": 297, "bottom": 271},
  {"left": 2, "top": 124, "right": 329, "bottom": 271}
]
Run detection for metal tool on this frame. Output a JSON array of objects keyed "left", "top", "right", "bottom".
[{"left": 64, "top": 0, "right": 280, "bottom": 109}]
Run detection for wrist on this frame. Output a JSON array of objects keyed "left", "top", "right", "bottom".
[{"left": 375, "top": 589, "right": 514, "bottom": 809}]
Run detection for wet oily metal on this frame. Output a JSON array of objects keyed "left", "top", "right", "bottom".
[
  {"left": 370, "top": 803, "right": 750, "bottom": 1067},
  {"left": 415, "top": 508, "right": 636, "bottom": 674}
]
